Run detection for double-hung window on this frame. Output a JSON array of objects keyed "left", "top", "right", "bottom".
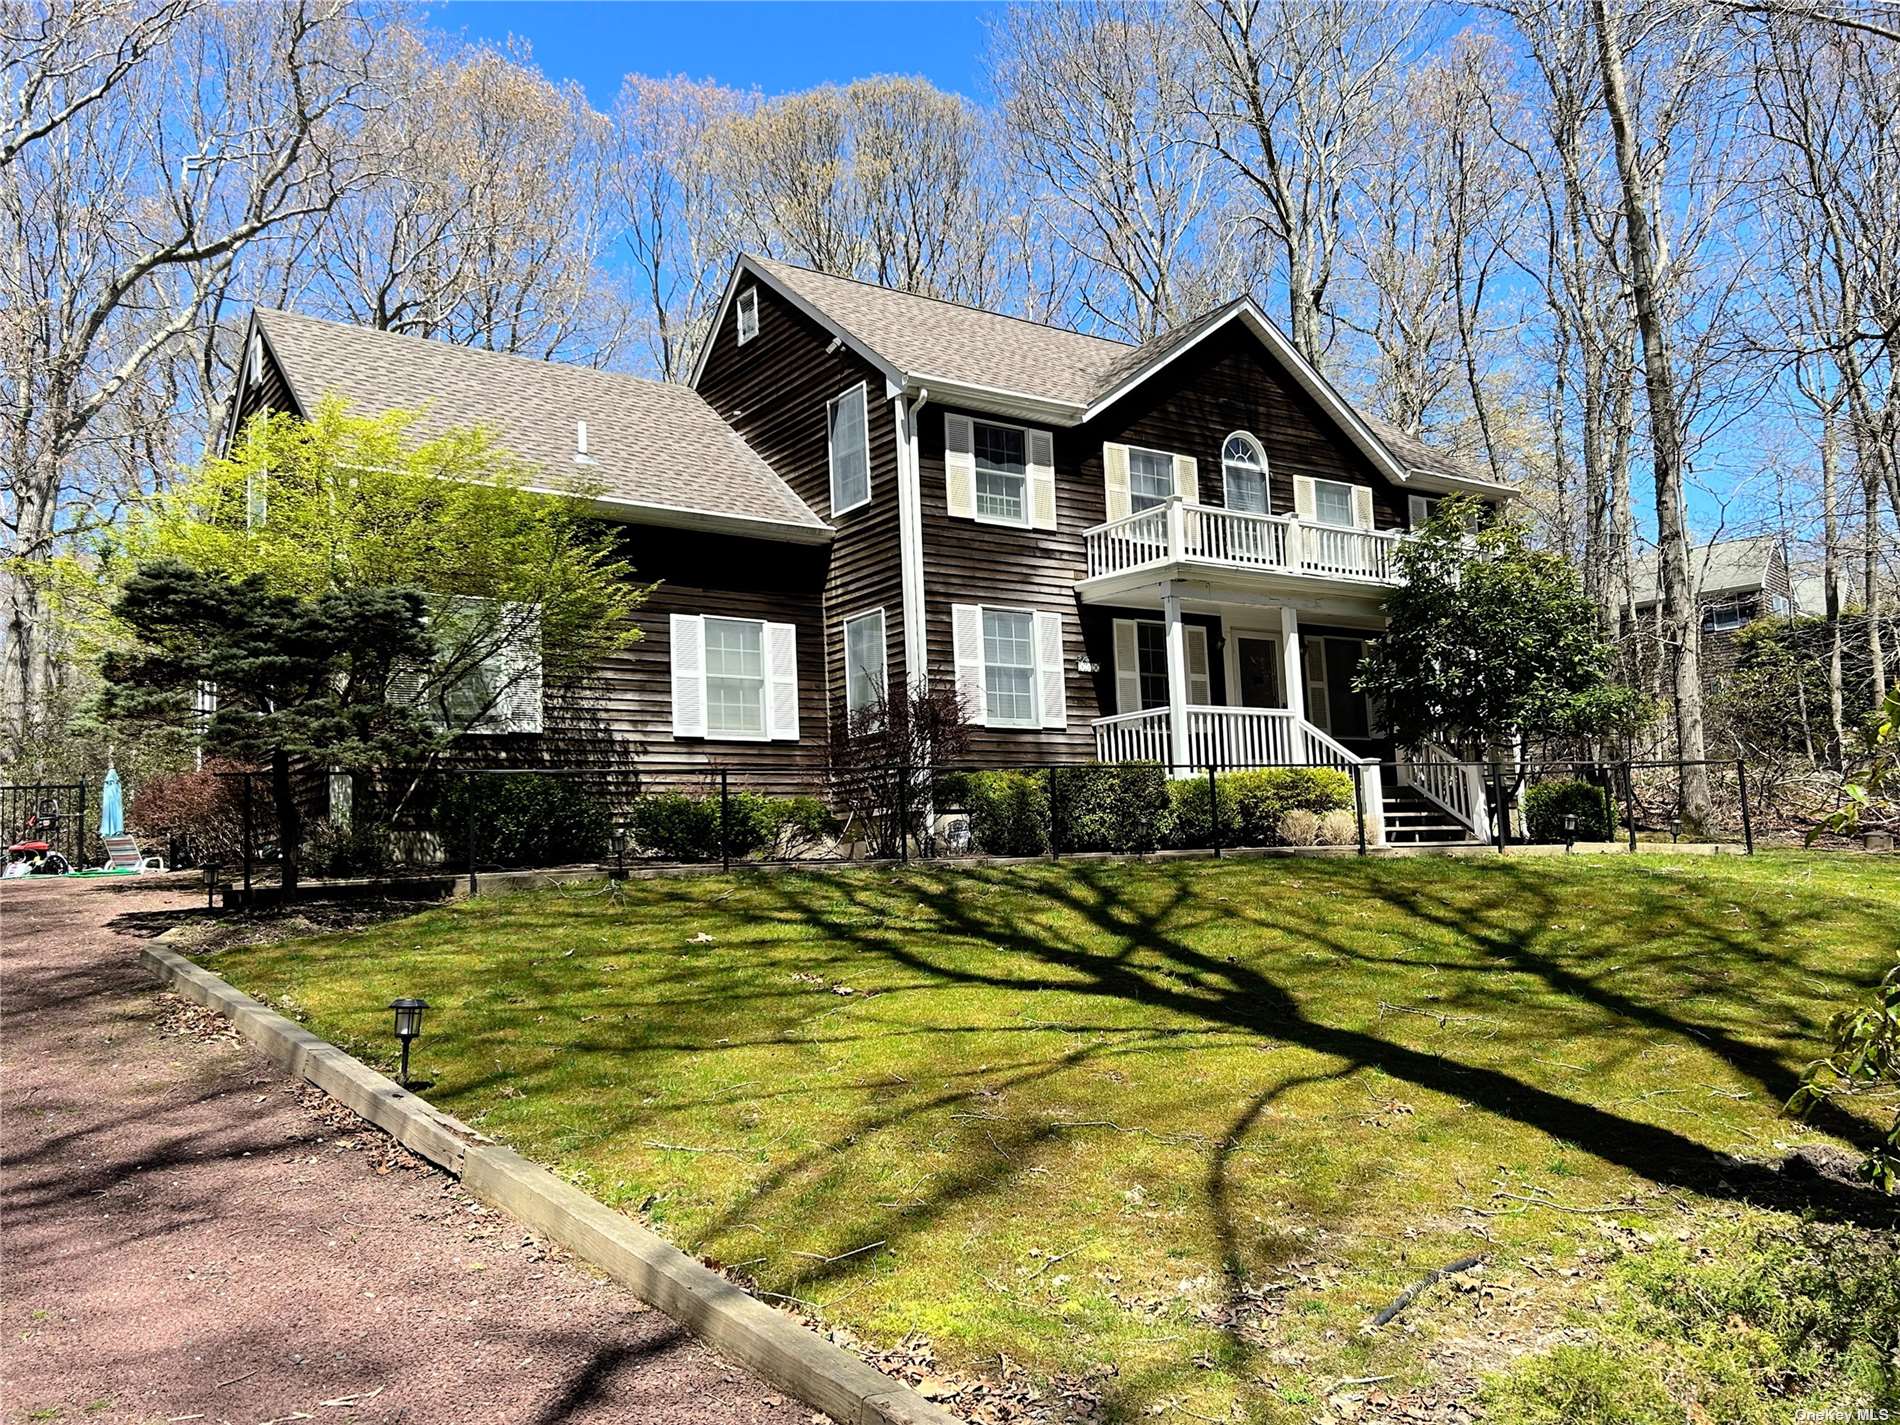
[
  {"left": 843, "top": 608, "right": 887, "bottom": 718},
  {"left": 1128, "top": 447, "right": 1175, "bottom": 512},
  {"left": 704, "top": 617, "right": 766, "bottom": 737},
  {"left": 1135, "top": 623, "right": 1170, "bottom": 711},
  {"left": 974, "top": 420, "right": 1027, "bottom": 524},
  {"left": 982, "top": 608, "right": 1037, "bottom": 726},
  {"left": 828, "top": 383, "right": 869, "bottom": 515},
  {"left": 1313, "top": 477, "right": 1356, "bottom": 528}
]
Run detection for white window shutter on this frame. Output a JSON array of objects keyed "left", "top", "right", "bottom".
[
  {"left": 765, "top": 621, "right": 799, "bottom": 740},
  {"left": 951, "top": 603, "right": 987, "bottom": 725},
  {"left": 1103, "top": 442, "right": 1131, "bottom": 521},
  {"left": 670, "top": 614, "right": 706, "bottom": 738},
  {"left": 1034, "top": 610, "right": 1066, "bottom": 729},
  {"left": 1408, "top": 494, "right": 1431, "bottom": 528},
  {"left": 1028, "top": 429, "right": 1057, "bottom": 530},
  {"left": 1173, "top": 453, "right": 1198, "bottom": 504},
  {"left": 1352, "top": 485, "right": 1375, "bottom": 530},
  {"left": 1293, "top": 475, "right": 1317, "bottom": 522},
  {"left": 1113, "top": 620, "right": 1141, "bottom": 713},
  {"left": 945, "top": 414, "right": 976, "bottom": 519},
  {"left": 1186, "top": 626, "right": 1212, "bottom": 706}
]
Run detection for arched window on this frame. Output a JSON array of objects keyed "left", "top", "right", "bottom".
[{"left": 1222, "top": 432, "right": 1268, "bottom": 513}]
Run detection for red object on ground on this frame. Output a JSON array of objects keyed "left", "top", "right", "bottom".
[{"left": 0, "top": 880, "right": 804, "bottom": 1424}]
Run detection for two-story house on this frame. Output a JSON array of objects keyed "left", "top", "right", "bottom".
[{"left": 223, "top": 255, "right": 1512, "bottom": 841}]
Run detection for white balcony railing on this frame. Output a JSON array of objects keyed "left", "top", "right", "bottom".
[
  {"left": 1092, "top": 705, "right": 1363, "bottom": 772},
  {"left": 1083, "top": 496, "right": 1404, "bottom": 585}
]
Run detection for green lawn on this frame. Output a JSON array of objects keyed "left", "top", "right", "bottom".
[{"left": 209, "top": 852, "right": 1900, "bottom": 1422}]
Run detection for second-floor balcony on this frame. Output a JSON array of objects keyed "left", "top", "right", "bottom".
[{"left": 1082, "top": 496, "right": 1405, "bottom": 590}]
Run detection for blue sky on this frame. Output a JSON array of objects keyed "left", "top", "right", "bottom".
[{"left": 428, "top": 1, "right": 1002, "bottom": 104}]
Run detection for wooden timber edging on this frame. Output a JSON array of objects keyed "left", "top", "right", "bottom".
[{"left": 137, "top": 939, "right": 959, "bottom": 1425}]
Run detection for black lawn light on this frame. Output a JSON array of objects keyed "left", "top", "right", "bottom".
[
  {"left": 1669, "top": 814, "right": 1682, "bottom": 844},
  {"left": 203, "top": 860, "right": 223, "bottom": 911},
  {"left": 1562, "top": 813, "right": 1577, "bottom": 852},
  {"left": 389, "top": 997, "right": 429, "bottom": 1088},
  {"left": 610, "top": 826, "right": 629, "bottom": 881}
]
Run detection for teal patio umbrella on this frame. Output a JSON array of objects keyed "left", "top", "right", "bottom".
[{"left": 99, "top": 764, "right": 124, "bottom": 838}]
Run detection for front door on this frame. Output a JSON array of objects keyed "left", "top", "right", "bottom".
[
  {"left": 1320, "top": 637, "right": 1372, "bottom": 739},
  {"left": 1235, "top": 635, "right": 1283, "bottom": 709}
]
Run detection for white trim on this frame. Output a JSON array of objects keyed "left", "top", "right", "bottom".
[
  {"left": 902, "top": 372, "right": 1085, "bottom": 427},
  {"left": 1221, "top": 430, "right": 1270, "bottom": 513},
  {"left": 966, "top": 602, "right": 1044, "bottom": 729},
  {"left": 827, "top": 379, "right": 872, "bottom": 517},
  {"left": 842, "top": 606, "right": 889, "bottom": 719},
  {"left": 690, "top": 257, "right": 904, "bottom": 392},
  {"left": 968, "top": 414, "right": 1035, "bottom": 529},
  {"left": 520, "top": 488, "right": 834, "bottom": 544},
  {"left": 893, "top": 392, "right": 929, "bottom": 688},
  {"left": 1084, "top": 300, "right": 1416, "bottom": 486},
  {"left": 736, "top": 285, "right": 759, "bottom": 345},
  {"left": 677, "top": 613, "right": 790, "bottom": 744}
]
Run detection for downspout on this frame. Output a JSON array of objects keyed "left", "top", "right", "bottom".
[{"left": 893, "top": 385, "right": 930, "bottom": 691}]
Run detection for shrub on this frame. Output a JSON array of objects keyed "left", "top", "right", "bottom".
[
  {"left": 626, "top": 790, "right": 836, "bottom": 861},
  {"left": 1316, "top": 809, "right": 1358, "bottom": 846},
  {"left": 301, "top": 816, "right": 393, "bottom": 878},
  {"left": 1524, "top": 777, "right": 1615, "bottom": 843},
  {"left": 1171, "top": 766, "right": 1355, "bottom": 848},
  {"left": 965, "top": 770, "right": 1050, "bottom": 856},
  {"left": 129, "top": 757, "right": 262, "bottom": 866},
  {"left": 1052, "top": 764, "right": 1171, "bottom": 853},
  {"left": 1278, "top": 809, "right": 1321, "bottom": 846},
  {"left": 435, "top": 773, "right": 611, "bottom": 868}
]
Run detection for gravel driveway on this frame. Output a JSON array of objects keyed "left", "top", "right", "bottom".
[{"left": 0, "top": 879, "right": 807, "bottom": 1425}]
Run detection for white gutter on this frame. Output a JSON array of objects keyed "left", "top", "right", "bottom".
[{"left": 894, "top": 386, "right": 930, "bottom": 688}]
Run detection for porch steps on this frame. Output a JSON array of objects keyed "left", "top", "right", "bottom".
[{"left": 1381, "top": 784, "right": 1479, "bottom": 846}]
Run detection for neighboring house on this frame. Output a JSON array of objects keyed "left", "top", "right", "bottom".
[
  {"left": 1631, "top": 536, "right": 1795, "bottom": 638},
  {"left": 222, "top": 256, "right": 1512, "bottom": 842}
]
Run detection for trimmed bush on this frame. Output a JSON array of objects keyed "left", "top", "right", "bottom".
[
  {"left": 1052, "top": 763, "right": 1172, "bottom": 853},
  {"left": 1316, "top": 808, "right": 1358, "bottom": 846},
  {"left": 627, "top": 790, "right": 840, "bottom": 862},
  {"left": 1171, "top": 766, "right": 1356, "bottom": 848},
  {"left": 1524, "top": 777, "right": 1615, "bottom": 843},
  {"left": 1278, "top": 809, "right": 1321, "bottom": 846},
  {"left": 435, "top": 773, "right": 611, "bottom": 868},
  {"left": 965, "top": 770, "right": 1050, "bottom": 856}
]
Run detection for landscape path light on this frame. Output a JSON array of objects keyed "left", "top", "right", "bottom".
[
  {"left": 1563, "top": 813, "right": 1577, "bottom": 852},
  {"left": 389, "top": 997, "right": 428, "bottom": 1088}
]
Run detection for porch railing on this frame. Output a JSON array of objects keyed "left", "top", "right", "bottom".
[
  {"left": 1395, "top": 740, "right": 1491, "bottom": 839},
  {"left": 1092, "top": 705, "right": 1363, "bottom": 773},
  {"left": 1082, "top": 496, "right": 1403, "bottom": 584}
]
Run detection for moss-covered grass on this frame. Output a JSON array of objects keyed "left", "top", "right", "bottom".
[{"left": 209, "top": 852, "right": 1899, "bottom": 1421}]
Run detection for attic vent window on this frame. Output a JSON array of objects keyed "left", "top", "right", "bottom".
[
  {"left": 574, "top": 419, "right": 594, "bottom": 466},
  {"left": 736, "top": 286, "right": 759, "bottom": 346}
]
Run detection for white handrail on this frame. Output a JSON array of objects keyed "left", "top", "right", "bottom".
[
  {"left": 1396, "top": 740, "right": 1491, "bottom": 839},
  {"left": 1093, "top": 704, "right": 1372, "bottom": 776},
  {"left": 1082, "top": 496, "right": 1404, "bottom": 583}
]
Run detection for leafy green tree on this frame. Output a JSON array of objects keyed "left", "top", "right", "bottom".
[
  {"left": 76, "top": 399, "right": 646, "bottom": 735},
  {"left": 1356, "top": 498, "right": 1650, "bottom": 753},
  {"left": 101, "top": 561, "right": 436, "bottom": 891}
]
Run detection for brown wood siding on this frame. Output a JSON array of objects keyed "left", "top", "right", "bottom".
[
  {"left": 696, "top": 279, "right": 907, "bottom": 737},
  {"left": 913, "top": 323, "right": 1433, "bottom": 766},
  {"left": 542, "top": 528, "right": 829, "bottom": 792},
  {"left": 224, "top": 336, "right": 299, "bottom": 452}
]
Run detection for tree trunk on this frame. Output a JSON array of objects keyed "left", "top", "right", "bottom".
[
  {"left": 1869, "top": 462, "right": 1889, "bottom": 706},
  {"left": 1591, "top": 0, "right": 1712, "bottom": 826},
  {"left": 272, "top": 748, "right": 301, "bottom": 895},
  {"left": 1821, "top": 405, "right": 1845, "bottom": 768}
]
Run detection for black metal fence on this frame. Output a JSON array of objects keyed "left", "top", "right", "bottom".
[
  {"left": 158, "top": 754, "right": 1766, "bottom": 900},
  {"left": 1, "top": 782, "right": 90, "bottom": 870}
]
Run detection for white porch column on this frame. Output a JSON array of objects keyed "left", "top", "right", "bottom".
[
  {"left": 1163, "top": 583, "right": 1191, "bottom": 769},
  {"left": 1279, "top": 606, "right": 1305, "bottom": 723}
]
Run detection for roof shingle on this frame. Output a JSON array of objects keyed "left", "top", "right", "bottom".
[{"left": 255, "top": 309, "right": 827, "bottom": 535}]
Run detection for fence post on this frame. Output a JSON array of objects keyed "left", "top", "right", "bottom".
[
  {"left": 1737, "top": 758, "right": 1754, "bottom": 855},
  {"left": 1204, "top": 762, "right": 1220, "bottom": 857},
  {"left": 897, "top": 759, "right": 910, "bottom": 865},
  {"left": 466, "top": 781, "right": 478, "bottom": 898},
  {"left": 1490, "top": 762, "right": 1507, "bottom": 855},
  {"left": 719, "top": 769, "right": 732, "bottom": 872},
  {"left": 78, "top": 781, "right": 87, "bottom": 869},
  {"left": 1048, "top": 766, "right": 1061, "bottom": 861},
  {"left": 1623, "top": 762, "right": 1638, "bottom": 853},
  {"left": 1352, "top": 760, "right": 1367, "bottom": 856},
  {"left": 241, "top": 773, "right": 254, "bottom": 900}
]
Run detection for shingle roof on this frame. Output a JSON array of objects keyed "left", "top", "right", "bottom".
[
  {"left": 255, "top": 309, "right": 827, "bottom": 535},
  {"left": 749, "top": 258, "right": 1491, "bottom": 486},
  {"left": 1631, "top": 536, "right": 1781, "bottom": 606},
  {"left": 752, "top": 257, "right": 1130, "bottom": 406}
]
